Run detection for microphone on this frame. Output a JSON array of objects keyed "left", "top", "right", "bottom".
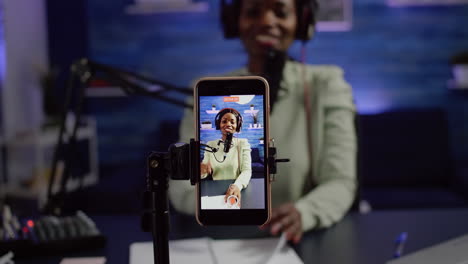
[
  {"left": 223, "top": 132, "right": 233, "bottom": 158},
  {"left": 263, "top": 47, "right": 287, "bottom": 112}
]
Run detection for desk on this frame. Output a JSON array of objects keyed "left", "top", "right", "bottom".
[
  {"left": 13, "top": 209, "right": 468, "bottom": 264},
  {"left": 295, "top": 209, "right": 468, "bottom": 263},
  {"left": 201, "top": 179, "right": 265, "bottom": 209}
]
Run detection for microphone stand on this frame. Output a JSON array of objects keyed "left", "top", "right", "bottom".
[
  {"left": 43, "top": 58, "right": 193, "bottom": 216},
  {"left": 200, "top": 143, "right": 218, "bottom": 154}
]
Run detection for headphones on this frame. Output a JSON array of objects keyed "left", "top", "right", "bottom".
[
  {"left": 220, "top": 0, "right": 318, "bottom": 42},
  {"left": 214, "top": 108, "right": 243, "bottom": 132}
]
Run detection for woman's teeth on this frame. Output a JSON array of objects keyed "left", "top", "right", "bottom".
[{"left": 256, "top": 35, "right": 278, "bottom": 46}]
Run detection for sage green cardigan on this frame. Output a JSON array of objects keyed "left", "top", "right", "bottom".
[{"left": 168, "top": 60, "right": 357, "bottom": 231}]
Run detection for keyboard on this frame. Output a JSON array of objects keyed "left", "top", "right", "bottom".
[{"left": 1, "top": 209, "right": 106, "bottom": 258}]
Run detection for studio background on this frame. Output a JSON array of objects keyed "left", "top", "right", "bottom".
[{"left": 2, "top": 0, "right": 467, "bottom": 213}]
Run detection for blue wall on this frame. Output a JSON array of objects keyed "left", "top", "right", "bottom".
[
  {"left": 199, "top": 95, "right": 265, "bottom": 150},
  {"left": 85, "top": 0, "right": 468, "bottom": 171}
]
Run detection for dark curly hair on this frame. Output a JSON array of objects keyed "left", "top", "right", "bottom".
[
  {"left": 214, "top": 108, "right": 243, "bottom": 132},
  {"left": 221, "top": 0, "right": 320, "bottom": 41}
]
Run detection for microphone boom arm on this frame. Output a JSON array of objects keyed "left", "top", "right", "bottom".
[
  {"left": 76, "top": 58, "right": 193, "bottom": 108},
  {"left": 44, "top": 58, "right": 193, "bottom": 215}
]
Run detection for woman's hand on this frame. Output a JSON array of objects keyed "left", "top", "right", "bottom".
[
  {"left": 200, "top": 162, "right": 212, "bottom": 178},
  {"left": 262, "top": 203, "right": 303, "bottom": 244},
  {"left": 224, "top": 184, "right": 241, "bottom": 205}
]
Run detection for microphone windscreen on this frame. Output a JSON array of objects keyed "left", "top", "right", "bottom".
[
  {"left": 263, "top": 48, "right": 287, "bottom": 112},
  {"left": 224, "top": 132, "right": 233, "bottom": 153}
]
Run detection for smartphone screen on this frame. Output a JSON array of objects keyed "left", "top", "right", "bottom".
[{"left": 194, "top": 76, "right": 270, "bottom": 225}]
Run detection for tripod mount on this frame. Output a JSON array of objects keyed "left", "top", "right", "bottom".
[{"left": 140, "top": 139, "right": 289, "bottom": 264}]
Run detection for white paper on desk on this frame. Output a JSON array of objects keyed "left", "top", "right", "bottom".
[
  {"left": 129, "top": 235, "right": 303, "bottom": 264},
  {"left": 59, "top": 257, "right": 106, "bottom": 264},
  {"left": 201, "top": 195, "right": 240, "bottom": 209},
  {"left": 130, "top": 238, "right": 215, "bottom": 264},
  {"left": 211, "top": 234, "right": 302, "bottom": 264}
]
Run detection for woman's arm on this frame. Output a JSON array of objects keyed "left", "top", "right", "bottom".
[
  {"left": 295, "top": 107, "right": 357, "bottom": 231},
  {"left": 267, "top": 66, "right": 357, "bottom": 241},
  {"left": 200, "top": 147, "right": 212, "bottom": 179},
  {"left": 295, "top": 66, "right": 357, "bottom": 231}
]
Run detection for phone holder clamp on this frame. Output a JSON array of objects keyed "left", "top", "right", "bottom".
[{"left": 140, "top": 138, "right": 288, "bottom": 264}]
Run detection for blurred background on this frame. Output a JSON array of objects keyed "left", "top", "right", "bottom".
[{"left": 0, "top": 0, "right": 468, "bottom": 218}]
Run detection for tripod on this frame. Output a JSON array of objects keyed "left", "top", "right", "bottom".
[{"left": 141, "top": 139, "right": 288, "bottom": 264}]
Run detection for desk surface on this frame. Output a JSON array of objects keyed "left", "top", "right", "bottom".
[
  {"left": 14, "top": 209, "right": 468, "bottom": 264},
  {"left": 201, "top": 178, "right": 265, "bottom": 209}
]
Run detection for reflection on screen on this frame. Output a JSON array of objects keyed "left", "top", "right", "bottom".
[{"left": 199, "top": 95, "right": 265, "bottom": 210}]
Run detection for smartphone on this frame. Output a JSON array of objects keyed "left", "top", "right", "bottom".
[{"left": 194, "top": 76, "right": 271, "bottom": 226}]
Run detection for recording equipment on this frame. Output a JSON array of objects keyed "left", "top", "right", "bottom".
[
  {"left": 194, "top": 76, "right": 271, "bottom": 225},
  {"left": 0, "top": 209, "right": 106, "bottom": 258},
  {"left": 223, "top": 132, "right": 233, "bottom": 155},
  {"left": 220, "top": 0, "right": 319, "bottom": 41}
]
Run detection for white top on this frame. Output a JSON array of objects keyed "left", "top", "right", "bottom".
[
  {"left": 169, "top": 61, "right": 357, "bottom": 231},
  {"left": 201, "top": 137, "right": 252, "bottom": 190}
]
